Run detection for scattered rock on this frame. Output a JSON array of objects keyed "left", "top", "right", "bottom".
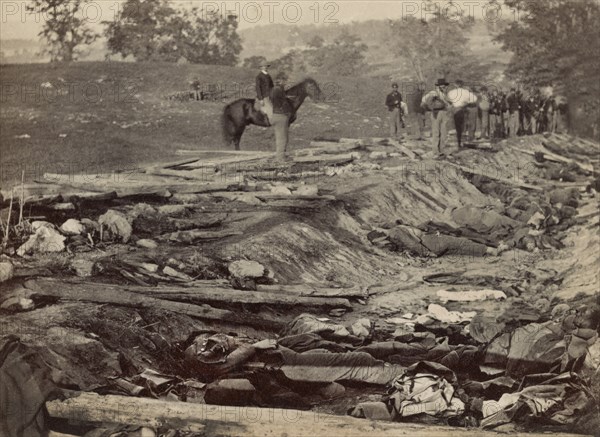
[
  {"left": 329, "top": 308, "right": 347, "bottom": 317},
  {"left": 437, "top": 289, "right": 507, "bottom": 303},
  {"left": 369, "top": 151, "right": 388, "bottom": 159},
  {"left": 127, "top": 203, "right": 157, "bottom": 221},
  {"left": 551, "top": 303, "right": 571, "bottom": 320},
  {"left": 163, "top": 266, "right": 192, "bottom": 281},
  {"left": 140, "top": 263, "right": 159, "bottom": 273},
  {"left": 270, "top": 186, "right": 292, "bottom": 196},
  {"left": 0, "top": 262, "right": 14, "bottom": 282},
  {"left": 427, "top": 304, "right": 476, "bottom": 323},
  {"left": 294, "top": 185, "right": 319, "bottom": 196},
  {"left": 350, "top": 318, "right": 372, "bottom": 337},
  {"left": 98, "top": 210, "right": 132, "bottom": 242},
  {"left": 228, "top": 260, "right": 265, "bottom": 278},
  {"left": 0, "top": 296, "right": 35, "bottom": 311},
  {"left": 136, "top": 239, "right": 158, "bottom": 249},
  {"left": 81, "top": 218, "right": 100, "bottom": 233},
  {"left": 17, "top": 225, "right": 66, "bottom": 256},
  {"left": 71, "top": 259, "right": 95, "bottom": 277},
  {"left": 61, "top": 219, "right": 85, "bottom": 235},
  {"left": 532, "top": 297, "right": 551, "bottom": 313}
]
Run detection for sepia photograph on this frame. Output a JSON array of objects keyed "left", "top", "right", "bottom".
[{"left": 0, "top": 0, "right": 599, "bottom": 436}]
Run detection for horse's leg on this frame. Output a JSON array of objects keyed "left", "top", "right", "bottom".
[{"left": 234, "top": 125, "right": 246, "bottom": 150}]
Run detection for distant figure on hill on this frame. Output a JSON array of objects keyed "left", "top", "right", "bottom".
[
  {"left": 385, "top": 82, "right": 406, "bottom": 140},
  {"left": 255, "top": 62, "right": 274, "bottom": 124}
]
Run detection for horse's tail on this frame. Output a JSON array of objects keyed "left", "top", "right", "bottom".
[{"left": 221, "top": 103, "right": 234, "bottom": 146}]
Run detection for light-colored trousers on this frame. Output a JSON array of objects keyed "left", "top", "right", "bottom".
[
  {"left": 271, "top": 113, "right": 290, "bottom": 160},
  {"left": 431, "top": 109, "right": 449, "bottom": 154},
  {"left": 508, "top": 111, "right": 519, "bottom": 137}
]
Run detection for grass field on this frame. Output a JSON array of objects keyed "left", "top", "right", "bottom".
[{"left": 0, "top": 61, "right": 405, "bottom": 187}]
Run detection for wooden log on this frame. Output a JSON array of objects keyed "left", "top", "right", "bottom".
[
  {"left": 127, "top": 283, "right": 353, "bottom": 308},
  {"left": 23, "top": 278, "right": 232, "bottom": 320},
  {"left": 446, "top": 162, "right": 543, "bottom": 191},
  {"left": 293, "top": 153, "right": 355, "bottom": 165},
  {"left": 257, "top": 284, "right": 366, "bottom": 298},
  {"left": 27, "top": 277, "right": 351, "bottom": 309},
  {"left": 46, "top": 392, "right": 589, "bottom": 437},
  {"left": 387, "top": 139, "right": 417, "bottom": 159},
  {"left": 538, "top": 143, "right": 595, "bottom": 173},
  {"left": 158, "top": 229, "right": 243, "bottom": 243},
  {"left": 24, "top": 278, "right": 285, "bottom": 330}
]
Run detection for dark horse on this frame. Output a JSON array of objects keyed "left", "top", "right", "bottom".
[{"left": 221, "top": 78, "right": 322, "bottom": 150}]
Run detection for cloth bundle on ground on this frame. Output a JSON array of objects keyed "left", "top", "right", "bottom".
[
  {"left": 386, "top": 224, "right": 491, "bottom": 257},
  {"left": 268, "top": 346, "right": 405, "bottom": 385},
  {"left": 483, "top": 319, "right": 598, "bottom": 377},
  {"left": 279, "top": 314, "right": 366, "bottom": 345},
  {"left": 348, "top": 361, "right": 465, "bottom": 421},
  {"left": 479, "top": 372, "right": 593, "bottom": 429},
  {"left": 355, "top": 337, "right": 481, "bottom": 372},
  {"left": 0, "top": 335, "right": 57, "bottom": 437}
]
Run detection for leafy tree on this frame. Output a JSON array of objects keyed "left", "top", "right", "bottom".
[
  {"left": 388, "top": 0, "right": 484, "bottom": 84},
  {"left": 307, "top": 35, "right": 325, "bottom": 49},
  {"left": 306, "top": 31, "right": 368, "bottom": 76},
  {"left": 494, "top": 0, "right": 600, "bottom": 138},
  {"left": 104, "top": 0, "right": 242, "bottom": 65},
  {"left": 27, "top": 0, "right": 99, "bottom": 62},
  {"left": 243, "top": 55, "right": 267, "bottom": 69}
]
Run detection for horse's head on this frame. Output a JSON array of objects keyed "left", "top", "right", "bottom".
[{"left": 303, "top": 77, "right": 322, "bottom": 102}]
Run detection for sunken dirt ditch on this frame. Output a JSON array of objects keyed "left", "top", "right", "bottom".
[{"left": 1, "top": 133, "right": 599, "bottom": 436}]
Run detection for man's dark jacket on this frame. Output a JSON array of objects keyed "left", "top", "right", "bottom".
[
  {"left": 271, "top": 86, "right": 293, "bottom": 115},
  {"left": 386, "top": 91, "right": 403, "bottom": 111},
  {"left": 256, "top": 72, "right": 274, "bottom": 100}
]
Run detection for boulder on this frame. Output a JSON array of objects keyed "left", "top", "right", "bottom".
[
  {"left": 98, "top": 210, "right": 132, "bottom": 243},
  {"left": 136, "top": 239, "right": 158, "bottom": 249},
  {"left": 163, "top": 266, "right": 192, "bottom": 281},
  {"left": 17, "top": 226, "right": 66, "bottom": 256},
  {"left": 228, "top": 260, "right": 265, "bottom": 278},
  {"left": 71, "top": 259, "right": 95, "bottom": 277},
  {"left": 270, "top": 186, "right": 292, "bottom": 196},
  {"left": 61, "top": 219, "right": 85, "bottom": 235},
  {"left": 0, "top": 262, "right": 14, "bottom": 282},
  {"left": 294, "top": 185, "right": 319, "bottom": 196}
]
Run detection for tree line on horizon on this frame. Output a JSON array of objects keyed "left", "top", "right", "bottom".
[{"left": 24, "top": 0, "right": 600, "bottom": 138}]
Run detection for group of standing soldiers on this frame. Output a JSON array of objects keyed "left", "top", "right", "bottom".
[
  {"left": 480, "top": 87, "right": 567, "bottom": 139},
  {"left": 387, "top": 80, "right": 568, "bottom": 158}
]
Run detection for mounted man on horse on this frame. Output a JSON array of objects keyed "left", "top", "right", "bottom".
[{"left": 221, "top": 68, "right": 322, "bottom": 151}]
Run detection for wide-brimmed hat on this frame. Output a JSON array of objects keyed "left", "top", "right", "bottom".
[
  {"left": 391, "top": 82, "right": 398, "bottom": 88},
  {"left": 260, "top": 62, "right": 271, "bottom": 68},
  {"left": 435, "top": 78, "right": 449, "bottom": 86}
]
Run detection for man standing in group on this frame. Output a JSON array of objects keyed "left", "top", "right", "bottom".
[
  {"left": 411, "top": 82, "right": 427, "bottom": 140},
  {"left": 506, "top": 87, "right": 520, "bottom": 137},
  {"left": 421, "top": 78, "right": 452, "bottom": 158},
  {"left": 255, "top": 62, "right": 274, "bottom": 125},
  {"left": 478, "top": 86, "right": 490, "bottom": 139},
  {"left": 270, "top": 72, "right": 294, "bottom": 162},
  {"left": 446, "top": 79, "right": 477, "bottom": 148},
  {"left": 386, "top": 82, "right": 405, "bottom": 140}
]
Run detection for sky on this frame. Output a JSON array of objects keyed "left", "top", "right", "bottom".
[{"left": 1, "top": 0, "right": 511, "bottom": 40}]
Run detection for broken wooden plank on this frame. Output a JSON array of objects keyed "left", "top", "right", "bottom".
[
  {"left": 536, "top": 143, "right": 595, "bottom": 173},
  {"left": 23, "top": 278, "right": 232, "bottom": 321},
  {"left": 257, "top": 283, "right": 366, "bottom": 298},
  {"left": 126, "top": 284, "right": 353, "bottom": 308},
  {"left": 446, "top": 162, "right": 543, "bottom": 191},
  {"left": 24, "top": 278, "right": 285, "bottom": 330},
  {"left": 157, "top": 229, "right": 243, "bottom": 243},
  {"left": 387, "top": 139, "right": 417, "bottom": 159},
  {"left": 46, "top": 392, "right": 588, "bottom": 437},
  {"left": 293, "top": 153, "right": 355, "bottom": 165}
]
